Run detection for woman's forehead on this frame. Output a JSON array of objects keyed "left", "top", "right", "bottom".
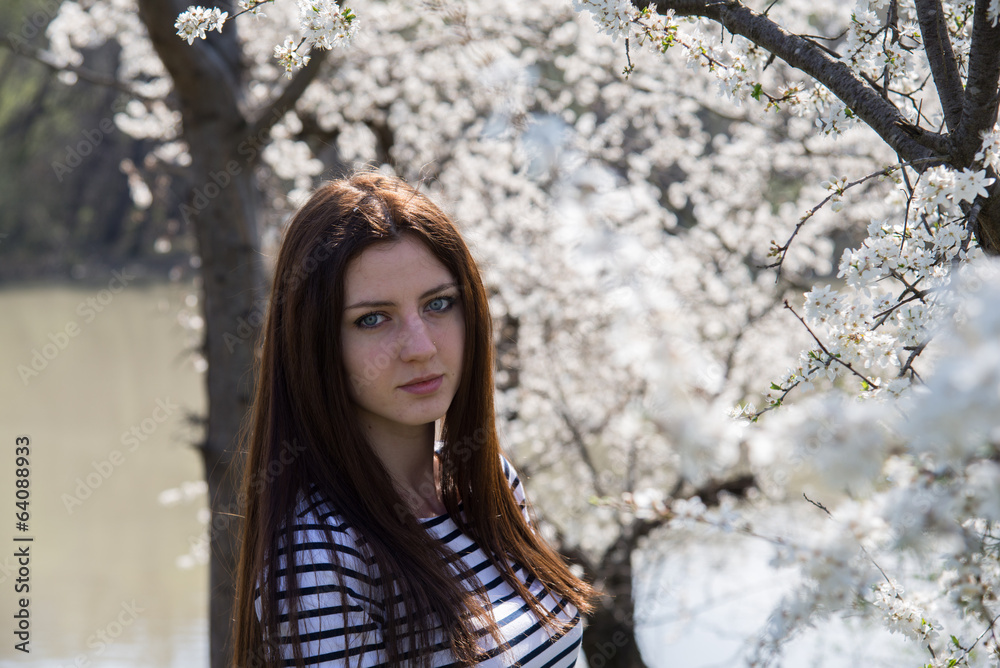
[{"left": 343, "top": 237, "right": 455, "bottom": 303}]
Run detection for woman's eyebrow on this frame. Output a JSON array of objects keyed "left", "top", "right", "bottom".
[{"left": 344, "top": 282, "right": 457, "bottom": 311}]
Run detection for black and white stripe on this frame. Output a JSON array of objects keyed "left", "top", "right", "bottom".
[{"left": 255, "top": 455, "right": 582, "bottom": 667}]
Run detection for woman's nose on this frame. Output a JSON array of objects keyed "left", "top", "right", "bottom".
[{"left": 398, "top": 315, "right": 436, "bottom": 361}]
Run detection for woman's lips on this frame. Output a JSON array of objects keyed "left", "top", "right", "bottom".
[{"left": 399, "top": 375, "right": 444, "bottom": 395}]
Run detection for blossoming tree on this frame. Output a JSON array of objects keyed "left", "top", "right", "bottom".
[
  {"left": 33, "top": 0, "right": 1000, "bottom": 666},
  {"left": 568, "top": 0, "right": 1000, "bottom": 666}
]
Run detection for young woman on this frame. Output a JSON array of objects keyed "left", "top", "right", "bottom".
[{"left": 232, "top": 173, "right": 595, "bottom": 667}]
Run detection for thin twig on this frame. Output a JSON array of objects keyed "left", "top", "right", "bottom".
[
  {"left": 784, "top": 300, "right": 880, "bottom": 390},
  {"left": 764, "top": 158, "right": 938, "bottom": 280},
  {"left": 802, "top": 492, "right": 831, "bottom": 515},
  {"left": 2, "top": 35, "right": 155, "bottom": 102},
  {"left": 803, "top": 492, "right": 893, "bottom": 586}
]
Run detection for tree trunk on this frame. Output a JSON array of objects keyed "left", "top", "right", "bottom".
[
  {"left": 583, "top": 601, "right": 647, "bottom": 668},
  {"left": 135, "top": 2, "right": 265, "bottom": 666},
  {"left": 581, "top": 537, "right": 648, "bottom": 668},
  {"left": 187, "top": 135, "right": 265, "bottom": 668},
  {"left": 137, "top": 2, "right": 331, "bottom": 665}
]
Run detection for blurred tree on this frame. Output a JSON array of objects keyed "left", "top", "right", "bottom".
[
  {"left": 22, "top": 0, "right": 950, "bottom": 667},
  {"left": 0, "top": 0, "right": 201, "bottom": 281}
]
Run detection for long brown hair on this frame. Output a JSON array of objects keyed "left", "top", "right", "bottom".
[{"left": 232, "top": 172, "right": 594, "bottom": 667}]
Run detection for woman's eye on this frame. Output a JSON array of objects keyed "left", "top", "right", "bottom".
[
  {"left": 355, "top": 313, "right": 386, "bottom": 328},
  {"left": 427, "top": 296, "right": 455, "bottom": 312}
]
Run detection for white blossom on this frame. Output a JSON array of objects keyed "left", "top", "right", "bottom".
[
  {"left": 872, "top": 580, "right": 938, "bottom": 642},
  {"left": 174, "top": 5, "right": 228, "bottom": 44},
  {"left": 238, "top": 0, "right": 267, "bottom": 17},
  {"left": 573, "top": 0, "right": 636, "bottom": 42},
  {"left": 298, "top": 0, "right": 358, "bottom": 51},
  {"left": 273, "top": 37, "right": 310, "bottom": 77},
  {"left": 975, "top": 125, "right": 1000, "bottom": 173},
  {"left": 803, "top": 284, "right": 838, "bottom": 324}
]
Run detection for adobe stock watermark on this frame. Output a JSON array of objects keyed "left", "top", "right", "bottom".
[
  {"left": 57, "top": 599, "right": 145, "bottom": 668},
  {"left": 177, "top": 438, "right": 307, "bottom": 565},
  {"left": 0, "top": 553, "right": 18, "bottom": 586},
  {"left": 178, "top": 105, "right": 288, "bottom": 225},
  {"left": 390, "top": 429, "right": 490, "bottom": 523},
  {"left": 222, "top": 241, "right": 334, "bottom": 353},
  {"left": 61, "top": 398, "right": 180, "bottom": 513},
  {"left": 350, "top": 329, "right": 417, "bottom": 394},
  {"left": 51, "top": 98, "right": 128, "bottom": 183},
  {"left": 6, "top": 0, "right": 63, "bottom": 52},
  {"left": 16, "top": 269, "right": 135, "bottom": 385}
]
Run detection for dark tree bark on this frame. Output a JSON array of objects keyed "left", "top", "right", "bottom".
[
  {"left": 642, "top": 0, "right": 1000, "bottom": 252},
  {"left": 581, "top": 529, "right": 650, "bottom": 668},
  {"left": 134, "top": 2, "right": 326, "bottom": 666},
  {"left": 562, "top": 474, "right": 755, "bottom": 668}
]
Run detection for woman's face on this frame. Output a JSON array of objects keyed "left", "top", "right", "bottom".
[{"left": 341, "top": 235, "right": 465, "bottom": 441}]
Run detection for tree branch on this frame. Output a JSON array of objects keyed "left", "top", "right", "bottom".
[
  {"left": 784, "top": 299, "right": 881, "bottom": 390},
  {"left": 913, "top": 0, "right": 964, "bottom": 133},
  {"left": 137, "top": 0, "right": 242, "bottom": 122},
  {"left": 952, "top": 0, "right": 1000, "bottom": 166},
  {"left": 1, "top": 35, "right": 154, "bottom": 101},
  {"left": 555, "top": 404, "right": 607, "bottom": 498},
  {"left": 642, "top": 0, "right": 942, "bottom": 164},
  {"left": 248, "top": 49, "right": 329, "bottom": 138}
]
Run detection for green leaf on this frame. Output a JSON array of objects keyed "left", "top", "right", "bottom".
[{"left": 751, "top": 83, "right": 763, "bottom": 101}]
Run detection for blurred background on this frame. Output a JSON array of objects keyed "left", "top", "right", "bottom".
[
  {"left": 0, "top": 0, "right": 929, "bottom": 665},
  {"left": 1, "top": 0, "right": 212, "bottom": 662},
  {"left": 0, "top": 283, "right": 208, "bottom": 667}
]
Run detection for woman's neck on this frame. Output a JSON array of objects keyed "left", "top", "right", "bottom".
[{"left": 359, "top": 418, "right": 445, "bottom": 517}]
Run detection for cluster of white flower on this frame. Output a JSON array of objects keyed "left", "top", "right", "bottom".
[
  {"left": 913, "top": 166, "right": 994, "bottom": 220},
  {"left": 632, "top": 5, "right": 679, "bottom": 52},
  {"left": 761, "top": 159, "right": 994, "bottom": 416},
  {"left": 174, "top": 5, "right": 228, "bottom": 45},
  {"left": 747, "top": 260, "right": 1000, "bottom": 662},
  {"left": 238, "top": 0, "right": 268, "bottom": 17},
  {"left": 668, "top": 496, "right": 707, "bottom": 525},
  {"left": 816, "top": 99, "right": 860, "bottom": 135},
  {"left": 622, "top": 488, "right": 668, "bottom": 519},
  {"left": 871, "top": 580, "right": 938, "bottom": 642},
  {"left": 843, "top": 1, "right": 918, "bottom": 82},
  {"left": 821, "top": 175, "right": 850, "bottom": 212},
  {"left": 175, "top": 0, "right": 355, "bottom": 74},
  {"left": 754, "top": 522, "right": 878, "bottom": 656},
  {"left": 572, "top": 0, "right": 637, "bottom": 42},
  {"left": 273, "top": 37, "right": 309, "bottom": 77},
  {"left": 975, "top": 125, "right": 1000, "bottom": 174},
  {"left": 297, "top": 0, "right": 357, "bottom": 51}
]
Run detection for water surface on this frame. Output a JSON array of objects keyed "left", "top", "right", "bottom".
[{"left": 0, "top": 281, "right": 208, "bottom": 666}]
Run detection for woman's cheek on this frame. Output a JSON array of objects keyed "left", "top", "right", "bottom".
[{"left": 344, "top": 334, "right": 387, "bottom": 398}]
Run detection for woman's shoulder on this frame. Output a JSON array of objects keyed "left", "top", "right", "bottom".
[
  {"left": 292, "top": 483, "right": 350, "bottom": 528},
  {"left": 498, "top": 452, "right": 520, "bottom": 484},
  {"left": 497, "top": 452, "right": 528, "bottom": 503},
  {"left": 274, "top": 485, "right": 368, "bottom": 565}
]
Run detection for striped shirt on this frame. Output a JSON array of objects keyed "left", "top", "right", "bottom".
[{"left": 256, "top": 456, "right": 582, "bottom": 667}]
